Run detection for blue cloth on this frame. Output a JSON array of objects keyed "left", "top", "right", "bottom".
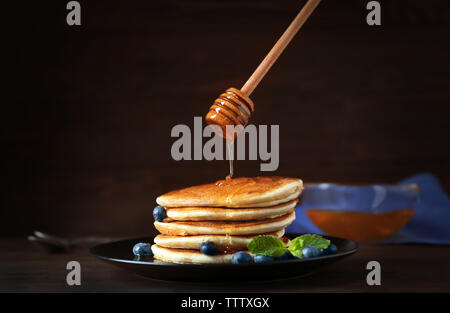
[{"left": 286, "top": 173, "right": 450, "bottom": 244}]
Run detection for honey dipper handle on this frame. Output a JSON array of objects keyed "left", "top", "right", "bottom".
[{"left": 240, "top": 0, "right": 321, "bottom": 96}]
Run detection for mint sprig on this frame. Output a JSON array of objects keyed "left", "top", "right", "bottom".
[{"left": 247, "top": 234, "right": 330, "bottom": 259}]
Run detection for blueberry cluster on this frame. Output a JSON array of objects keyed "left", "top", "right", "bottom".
[
  {"left": 303, "top": 243, "right": 338, "bottom": 258},
  {"left": 198, "top": 241, "right": 338, "bottom": 264}
]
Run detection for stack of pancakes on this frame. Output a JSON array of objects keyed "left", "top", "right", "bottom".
[{"left": 151, "top": 176, "right": 303, "bottom": 264}]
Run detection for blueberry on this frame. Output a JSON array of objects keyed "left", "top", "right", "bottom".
[
  {"left": 301, "top": 246, "right": 319, "bottom": 259},
  {"left": 232, "top": 251, "right": 253, "bottom": 264},
  {"left": 254, "top": 255, "right": 273, "bottom": 263},
  {"left": 132, "top": 242, "right": 152, "bottom": 256},
  {"left": 274, "top": 251, "right": 295, "bottom": 261},
  {"left": 323, "top": 243, "right": 338, "bottom": 255},
  {"left": 153, "top": 205, "right": 166, "bottom": 222},
  {"left": 200, "top": 241, "right": 218, "bottom": 256}
]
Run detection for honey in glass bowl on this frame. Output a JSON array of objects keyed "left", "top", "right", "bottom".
[{"left": 302, "top": 184, "right": 419, "bottom": 242}]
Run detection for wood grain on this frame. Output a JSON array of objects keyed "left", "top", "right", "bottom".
[{"left": 1, "top": 239, "right": 450, "bottom": 292}]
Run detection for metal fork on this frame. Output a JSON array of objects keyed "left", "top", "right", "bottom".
[{"left": 27, "top": 230, "right": 111, "bottom": 253}]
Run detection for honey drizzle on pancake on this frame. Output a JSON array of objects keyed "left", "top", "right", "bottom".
[
  {"left": 224, "top": 233, "right": 234, "bottom": 254},
  {"left": 226, "top": 140, "right": 234, "bottom": 180}
]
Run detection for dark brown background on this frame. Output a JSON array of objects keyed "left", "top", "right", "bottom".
[{"left": 3, "top": 0, "right": 450, "bottom": 237}]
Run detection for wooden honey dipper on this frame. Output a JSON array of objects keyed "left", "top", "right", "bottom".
[{"left": 205, "top": 0, "right": 321, "bottom": 139}]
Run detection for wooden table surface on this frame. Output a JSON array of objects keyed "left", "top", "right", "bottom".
[{"left": 2, "top": 239, "right": 449, "bottom": 293}]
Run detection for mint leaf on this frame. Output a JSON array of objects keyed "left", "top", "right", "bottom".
[
  {"left": 297, "top": 234, "right": 331, "bottom": 249},
  {"left": 287, "top": 238, "right": 305, "bottom": 258},
  {"left": 288, "top": 234, "right": 330, "bottom": 258},
  {"left": 247, "top": 235, "right": 287, "bottom": 257}
]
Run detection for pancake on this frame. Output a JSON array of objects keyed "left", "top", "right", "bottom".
[
  {"left": 154, "top": 211, "right": 295, "bottom": 236},
  {"left": 156, "top": 176, "right": 303, "bottom": 208},
  {"left": 151, "top": 244, "right": 235, "bottom": 264},
  {"left": 165, "top": 199, "right": 297, "bottom": 221},
  {"left": 154, "top": 229, "right": 285, "bottom": 250}
]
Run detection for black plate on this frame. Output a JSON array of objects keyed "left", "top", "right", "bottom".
[{"left": 90, "top": 234, "right": 358, "bottom": 282}]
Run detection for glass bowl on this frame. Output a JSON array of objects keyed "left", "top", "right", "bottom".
[{"left": 294, "top": 183, "right": 419, "bottom": 242}]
